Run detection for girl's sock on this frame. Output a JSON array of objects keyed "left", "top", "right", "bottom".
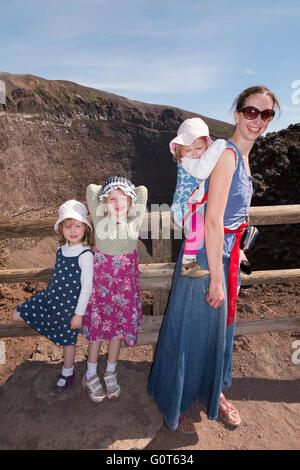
[
  {"left": 86, "top": 361, "right": 98, "bottom": 380},
  {"left": 57, "top": 366, "right": 74, "bottom": 386},
  {"left": 105, "top": 360, "right": 117, "bottom": 374}
]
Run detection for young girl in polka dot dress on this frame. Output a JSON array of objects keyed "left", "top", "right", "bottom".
[
  {"left": 82, "top": 176, "right": 147, "bottom": 402},
  {"left": 11, "top": 200, "right": 94, "bottom": 395}
]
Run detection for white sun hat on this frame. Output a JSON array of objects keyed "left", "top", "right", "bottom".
[
  {"left": 169, "top": 117, "right": 211, "bottom": 154},
  {"left": 54, "top": 199, "right": 92, "bottom": 232}
]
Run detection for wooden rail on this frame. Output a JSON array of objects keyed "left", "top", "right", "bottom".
[
  {"left": 0, "top": 204, "right": 300, "bottom": 344},
  {"left": 1, "top": 264, "right": 300, "bottom": 288},
  {"left": 1, "top": 316, "right": 300, "bottom": 343},
  {"left": 1, "top": 205, "right": 300, "bottom": 239}
]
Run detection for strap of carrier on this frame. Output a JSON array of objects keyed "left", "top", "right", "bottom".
[{"left": 182, "top": 193, "right": 208, "bottom": 228}]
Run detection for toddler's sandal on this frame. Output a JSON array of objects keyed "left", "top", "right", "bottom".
[
  {"left": 181, "top": 261, "right": 198, "bottom": 276},
  {"left": 181, "top": 262, "right": 210, "bottom": 278}
]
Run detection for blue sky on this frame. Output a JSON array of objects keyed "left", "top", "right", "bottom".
[{"left": 1, "top": 0, "right": 299, "bottom": 132}]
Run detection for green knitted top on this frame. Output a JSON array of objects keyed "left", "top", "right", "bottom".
[{"left": 86, "top": 184, "right": 148, "bottom": 256}]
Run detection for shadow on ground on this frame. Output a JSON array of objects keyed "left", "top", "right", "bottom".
[{"left": 0, "top": 357, "right": 163, "bottom": 450}]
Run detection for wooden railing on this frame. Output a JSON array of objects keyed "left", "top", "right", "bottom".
[{"left": 0, "top": 205, "right": 300, "bottom": 347}]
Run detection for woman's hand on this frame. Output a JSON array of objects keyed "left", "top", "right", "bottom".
[
  {"left": 70, "top": 314, "right": 83, "bottom": 330},
  {"left": 206, "top": 280, "right": 225, "bottom": 309}
]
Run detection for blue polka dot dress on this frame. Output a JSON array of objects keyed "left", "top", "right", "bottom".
[{"left": 17, "top": 247, "right": 92, "bottom": 346}]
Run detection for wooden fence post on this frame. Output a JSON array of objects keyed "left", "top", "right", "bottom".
[{"left": 152, "top": 211, "right": 172, "bottom": 315}]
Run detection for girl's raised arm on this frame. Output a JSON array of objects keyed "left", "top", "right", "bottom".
[
  {"left": 86, "top": 184, "right": 102, "bottom": 223},
  {"left": 128, "top": 186, "right": 148, "bottom": 237}
]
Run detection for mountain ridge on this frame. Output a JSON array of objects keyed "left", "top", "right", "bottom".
[{"left": 0, "top": 71, "right": 233, "bottom": 137}]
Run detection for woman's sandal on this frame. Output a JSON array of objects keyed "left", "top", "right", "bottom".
[
  {"left": 218, "top": 393, "right": 241, "bottom": 427},
  {"left": 177, "top": 413, "right": 196, "bottom": 434}
]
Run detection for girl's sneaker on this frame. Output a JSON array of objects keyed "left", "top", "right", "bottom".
[
  {"left": 82, "top": 374, "right": 107, "bottom": 403},
  {"left": 103, "top": 372, "right": 121, "bottom": 399}
]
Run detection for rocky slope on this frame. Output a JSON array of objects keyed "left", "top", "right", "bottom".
[
  {"left": 0, "top": 71, "right": 232, "bottom": 217},
  {"left": 247, "top": 124, "right": 300, "bottom": 270}
]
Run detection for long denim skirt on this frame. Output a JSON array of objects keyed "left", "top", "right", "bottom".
[{"left": 147, "top": 247, "right": 236, "bottom": 430}]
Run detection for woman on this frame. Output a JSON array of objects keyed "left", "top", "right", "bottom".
[{"left": 147, "top": 86, "right": 280, "bottom": 432}]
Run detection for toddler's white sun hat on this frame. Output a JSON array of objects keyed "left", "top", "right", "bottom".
[
  {"left": 54, "top": 199, "right": 92, "bottom": 232},
  {"left": 169, "top": 117, "right": 210, "bottom": 154}
]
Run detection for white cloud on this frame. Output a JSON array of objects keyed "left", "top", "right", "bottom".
[
  {"left": 81, "top": 61, "right": 221, "bottom": 95},
  {"left": 281, "top": 105, "right": 300, "bottom": 112},
  {"left": 244, "top": 69, "right": 255, "bottom": 75}
]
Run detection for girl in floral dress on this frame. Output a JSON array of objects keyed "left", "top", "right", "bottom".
[{"left": 82, "top": 176, "right": 147, "bottom": 402}]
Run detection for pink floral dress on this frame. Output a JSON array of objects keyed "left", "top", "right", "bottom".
[{"left": 82, "top": 248, "right": 142, "bottom": 346}]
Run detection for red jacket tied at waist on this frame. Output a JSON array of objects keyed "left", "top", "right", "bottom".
[{"left": 224, "top": 222, "right": 248, "bottom": 326}]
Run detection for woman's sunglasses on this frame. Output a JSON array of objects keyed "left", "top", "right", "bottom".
[{"left": 238, "top": 106, "right": 275, "bottom": 122}]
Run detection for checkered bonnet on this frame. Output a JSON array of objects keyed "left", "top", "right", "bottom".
[{"left": 98, "top": 176, "right": 137, "bottom": 205}]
